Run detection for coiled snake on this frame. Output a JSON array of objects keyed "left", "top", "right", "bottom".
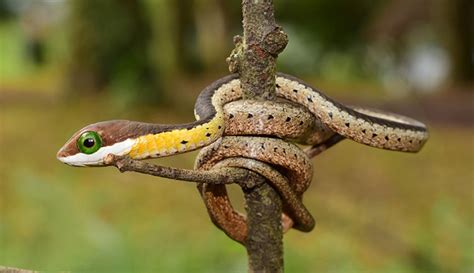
[{"left": 57, "top": 73, "right": 428, "bottom": 244}]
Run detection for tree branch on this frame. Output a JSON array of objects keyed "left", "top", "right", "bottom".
[
  {"left": 104, "top": 154, "right": 263, "bottom": 188},
  {"left": 228, "top": 1, "right": 288, "bottom": 272}
]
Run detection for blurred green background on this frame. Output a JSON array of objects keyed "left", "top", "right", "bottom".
[{"left": 0, "top": 0, "right": 472, "bottom": 272}]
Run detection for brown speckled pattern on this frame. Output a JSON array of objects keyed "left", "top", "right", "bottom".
[
  {"left": 195, "top": 136, "right": 313, "bottom": 243},
  {"left": 209, "top": 75, "right": 428, "bottom": 151},
  {"left": 223, "top": 100, "right": 333, "bottom": 145},
  {"left": 274, "top": 74, "right": 428, "bottom": 151}
]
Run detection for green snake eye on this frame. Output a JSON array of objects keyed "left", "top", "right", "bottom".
[{"left": 77, "top": 131, "right": 102, "bottom": 154}]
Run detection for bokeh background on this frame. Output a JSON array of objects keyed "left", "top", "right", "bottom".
[{"left": 1, "top": 0, "right": 472, "bottom": 272}]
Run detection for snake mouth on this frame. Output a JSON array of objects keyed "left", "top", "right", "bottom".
[{"left": 57, "top": 155, "right": 88, "bottom": 167}]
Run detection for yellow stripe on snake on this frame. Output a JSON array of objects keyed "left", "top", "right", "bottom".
[{"left": 57, "top": 73, "right": 429, "bottom": 244}]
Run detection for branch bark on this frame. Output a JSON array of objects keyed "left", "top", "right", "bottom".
[
  {"left": 104, "top": 154, "right": 263, "bottom": 188},
  {"left": 228, "top": 1, "right": 288, "bottom": 272}
]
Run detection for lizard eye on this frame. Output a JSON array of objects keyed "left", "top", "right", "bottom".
[{"left": 77, "top": 131, "right": 102, "bottom": 154}]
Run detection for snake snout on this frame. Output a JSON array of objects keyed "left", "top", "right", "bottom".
[
  {"left": 57, "top": 148, "right": 65, "bottom": 157},
  {"left": 56, "top": 147, "right": 69, "bottom": 163}
]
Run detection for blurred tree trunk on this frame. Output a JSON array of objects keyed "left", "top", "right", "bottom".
[
  {"left": 436, "top": 0, "right": 473, "bottom": 84},
  {"left": 67, "top": 0, "right": 160, "bottom": 102},
  {"left": 216, "top": 0, "right": 241, "bottom": 35},
  {"left": 194, "top": 0, "right": 240, "bottom": 72},
  {"left": 171, "top": 0, "right": 240, "bottom": 74},
  {"left": 172, "top": 0, "right": 202, "bottom": 73}
]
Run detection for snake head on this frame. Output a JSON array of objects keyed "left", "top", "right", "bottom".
[{"left": 57, "top": 120, "right": 137, "bottom": 167}]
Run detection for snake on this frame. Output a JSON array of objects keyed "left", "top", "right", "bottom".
[
  {"left": 57, "top": 73, "right": 428, "bottom": 166},
  {"left": 57, "top": 73, "right": 428, "bottom": 242}
]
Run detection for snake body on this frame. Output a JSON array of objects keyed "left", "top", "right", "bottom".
[{"left": 276, "top": 74, "right": 427, "bottom": 152}]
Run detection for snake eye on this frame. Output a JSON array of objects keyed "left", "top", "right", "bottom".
[{"left": 77, "top": 131, "right": 102, "bottom": 154}]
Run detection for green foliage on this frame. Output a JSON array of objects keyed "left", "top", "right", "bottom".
[{"left": 0, "top": 22, "right": 32, "bottom": 78}]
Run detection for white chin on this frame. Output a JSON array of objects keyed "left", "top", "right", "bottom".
[
  {"left": 58, "top": 156, "right": 103, "bottom": 167},
  {"left": 58, "top": 139, "right": 134, "bottom": 166}
]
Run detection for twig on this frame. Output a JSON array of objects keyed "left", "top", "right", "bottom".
[
  {"left": 228, "top": 0, "right": 288, "bottom": 272},
  {"left": 104, "top": 154, "right": 263, "bottom": 188}
]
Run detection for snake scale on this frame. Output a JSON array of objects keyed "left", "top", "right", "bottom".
[{"left": 57, "top": 73, "right": 428, "bottom": 243}]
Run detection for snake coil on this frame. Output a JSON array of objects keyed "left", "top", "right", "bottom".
[
  {"left": 194, "top": 100, "right": 324, "bottom": 244},
  {"left": 195, "top": 136, "right": 315, "bottom": 244}
]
